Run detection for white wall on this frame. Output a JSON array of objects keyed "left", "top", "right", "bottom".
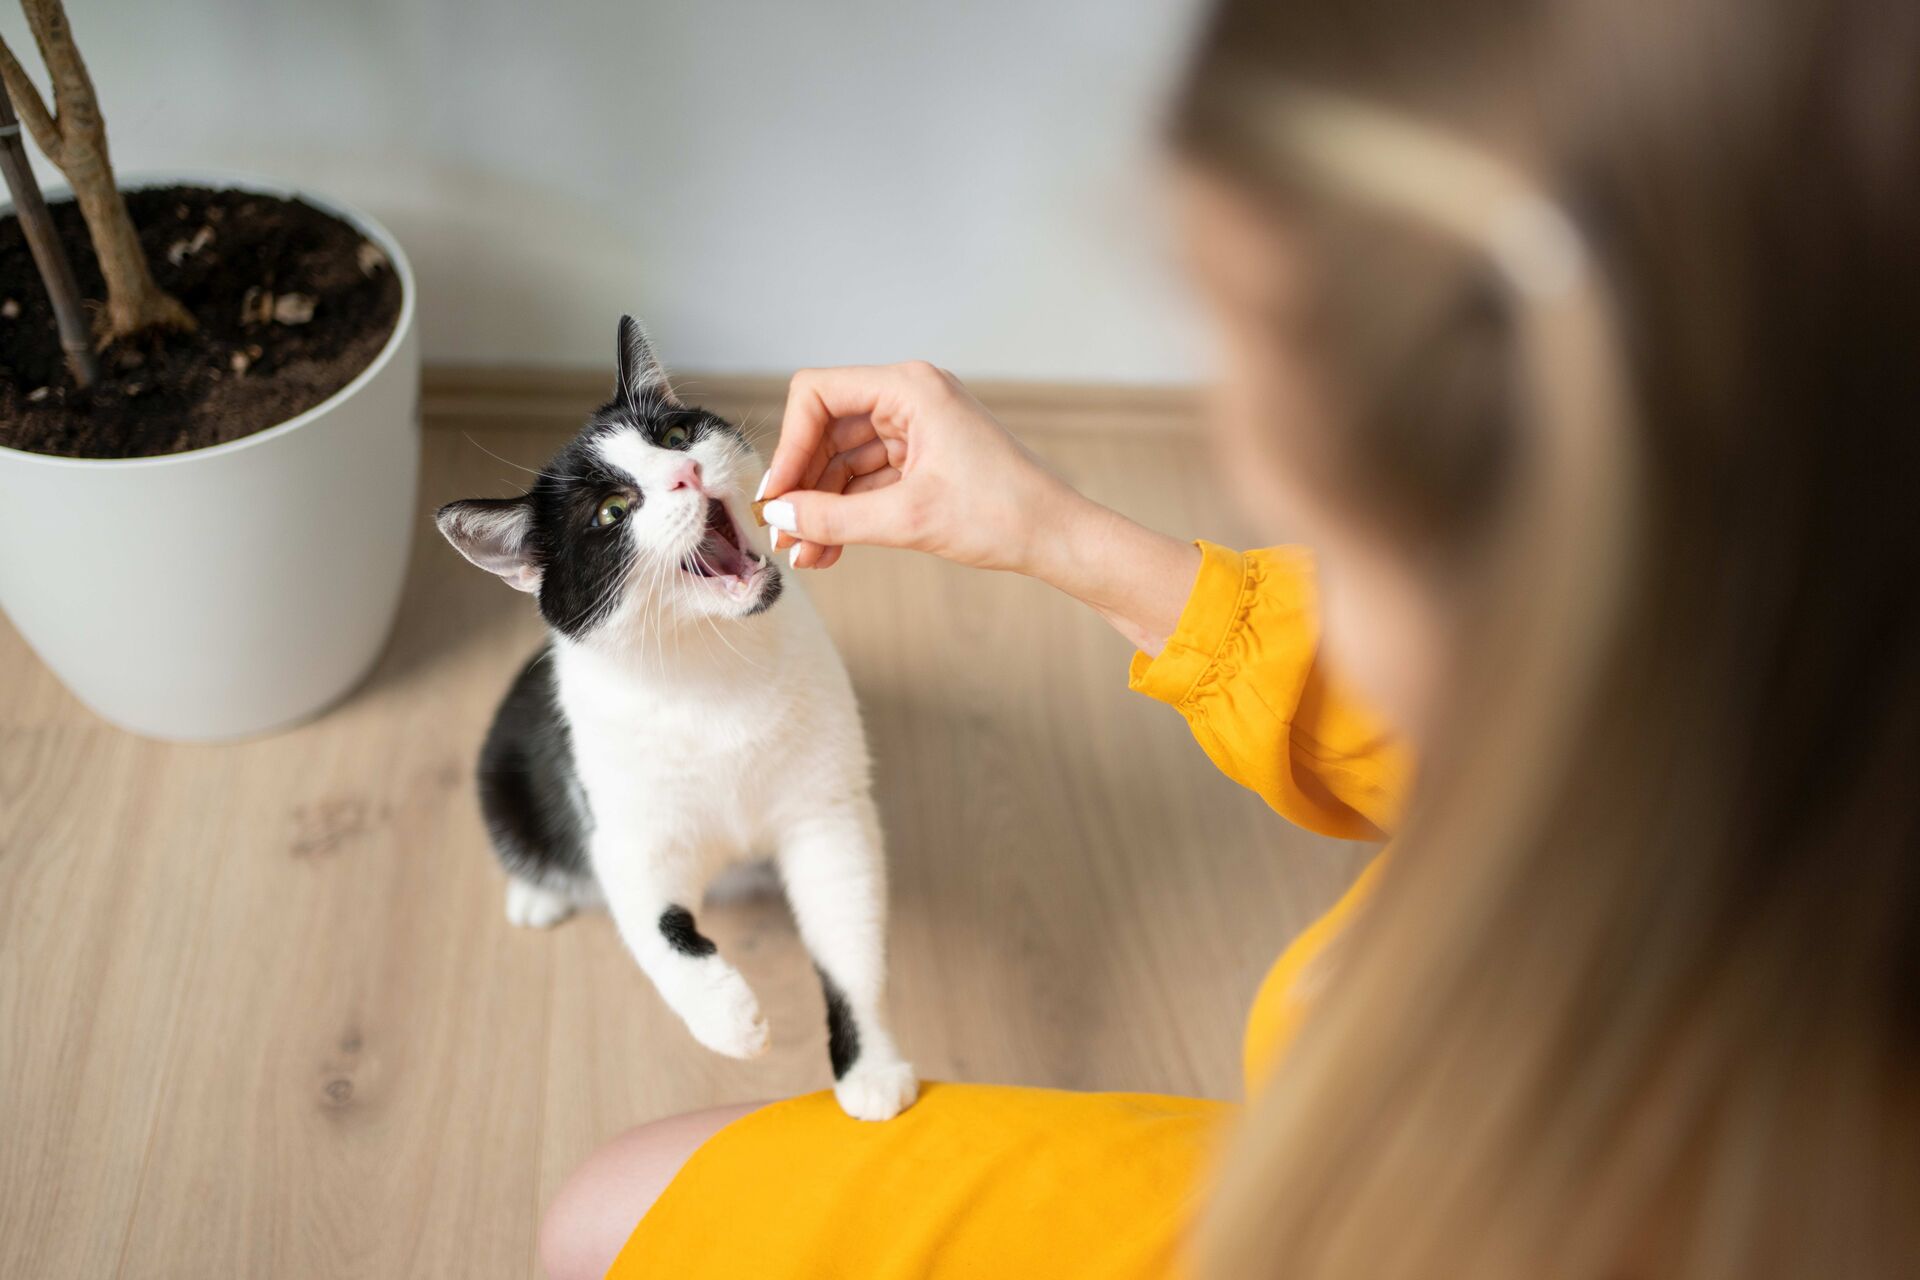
[{"left": 4, "top": 0, "right": 1211, "bottom": 381}]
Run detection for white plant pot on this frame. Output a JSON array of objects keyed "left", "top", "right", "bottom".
[{"left": 0, "top": 173, "right": 420, "bottom": 741}]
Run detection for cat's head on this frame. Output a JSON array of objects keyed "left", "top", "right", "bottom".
[{"left": 436, "top": 316, "right": 781, "bottom": 642}]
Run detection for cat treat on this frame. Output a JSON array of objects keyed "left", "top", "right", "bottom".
[{"left": 434, "top": 316, "right": 918, "bottom": 1122}]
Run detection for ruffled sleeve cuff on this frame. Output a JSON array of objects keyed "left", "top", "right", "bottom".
[{"left": 1127, "top": 541, "right": 1252, "bottom": 709}]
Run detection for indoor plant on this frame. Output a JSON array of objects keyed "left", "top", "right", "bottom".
[{"left": 0, "top": 0, "right": 419, "bottom": 740}]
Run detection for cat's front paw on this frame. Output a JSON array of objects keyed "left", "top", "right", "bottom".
[
  {"left": 834, "top": 1058, "right": 919, "bottom": 1121},
  {"left": 506, "top": 879, "right": 575, "bottom": 929},
  {"left": 682, "top": 971, "right": 771, "bottom": 1060}
]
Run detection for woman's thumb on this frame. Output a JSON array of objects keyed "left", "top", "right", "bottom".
[{"left": 761, "top": 488, "right": 904, "bottom": 549}]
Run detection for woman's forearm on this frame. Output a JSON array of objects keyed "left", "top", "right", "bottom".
[{"left": 1022, "top": 492, "right": 1202, "bottom": 656}]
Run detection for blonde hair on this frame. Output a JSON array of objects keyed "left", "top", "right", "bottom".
[{"left": 1173, "top": 1, "right": 1920, "bottom": 1275}]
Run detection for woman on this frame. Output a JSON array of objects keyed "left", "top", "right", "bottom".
[{"left": 546, "top": 0, "right": 1920, "bottom": 1274}]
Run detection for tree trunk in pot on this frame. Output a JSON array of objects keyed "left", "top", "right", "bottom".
[
  {"left": 62, "top": 139, "right": 193, "bottom": 336},
  {"left": 0, "top": 0, "right": 192, "bottom": 341}
]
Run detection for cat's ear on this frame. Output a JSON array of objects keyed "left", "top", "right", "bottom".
[
  {"left": 436, "top": 497, "right": 542, "bottom": 593},
  {"left": 615, "top": 314, "right": 680, "bottom": 410}
]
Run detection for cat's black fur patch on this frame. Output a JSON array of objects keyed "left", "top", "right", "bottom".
[
  {"left": 818, "top": 968, "right": 861, "bottom": 1079},
  {"left": 658, "top": 905, "right": 717, "bottom": 957},
  {"left": 477, "top": 647, "right": 593, "bottom": 887},
  {"left": 521, "top": 432, "right": 645, "bottom": 637}
]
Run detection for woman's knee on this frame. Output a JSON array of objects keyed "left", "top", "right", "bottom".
[{"left": 539, "top": 1103, "right": 762, "bottom": 1280}]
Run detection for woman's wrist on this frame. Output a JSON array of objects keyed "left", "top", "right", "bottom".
[{"left": 1022, "top": 490, "right": 1201, "bottom": 655}]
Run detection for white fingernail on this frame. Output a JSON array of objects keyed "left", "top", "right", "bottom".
[
  {"left": 754, "top": 472, "right": 769, "bottom": 501},
  {"left": 762, "top": 499, "right": 797, "bottom": 533},
  {"left": 790, "top": 543, "right": 805, "bottom": 569}
]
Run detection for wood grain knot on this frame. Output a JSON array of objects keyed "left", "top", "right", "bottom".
[
  {"left": 290, "top": 797, "right": 377, "bottom": 859},
  {"left": 322, "top": 1077, "right": 355, "bottom": 1106}
]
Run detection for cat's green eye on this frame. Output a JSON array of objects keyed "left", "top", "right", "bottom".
[
  {"left": 595, "top": 493, "right": 633, "bottom": 526},
  {"left": 661, "top": 424, "right": 692, "bottom": 449}
]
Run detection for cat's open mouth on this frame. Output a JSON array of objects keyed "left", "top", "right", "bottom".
[{"left": 680, "top": 497, "right": 765, "bottom": 596}]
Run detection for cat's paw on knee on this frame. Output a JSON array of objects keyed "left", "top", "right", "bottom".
[
  {"left": 834, "top": 1059, "right": 919, "bottom": 1121},
  {"left": 506, "top": 879, "right": 575, "bottom": 929},
  {"left": 683, "top": 972, "right": 771, "bottom": 1060}
]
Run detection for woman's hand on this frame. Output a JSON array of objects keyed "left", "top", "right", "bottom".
[
  {"left": 760, "top": 361, "right": 1071, "bottom": 575},
  {"left": 760, "top": 362, "right": 1202, "bottom": 655}
]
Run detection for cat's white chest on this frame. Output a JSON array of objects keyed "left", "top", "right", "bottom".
[
  {"left": 550, "top": 625, "right": 821, "bottom": 860},
  {"left": 574, "top": 688, "right": 786, "bottom": 792}
]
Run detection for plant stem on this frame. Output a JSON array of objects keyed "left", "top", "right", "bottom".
[
  {"left": 10, "top": 0, "right": 191, "bottom": 343},
  {"left": 0, "top": 78, "right": 95, "bottom": 388}
]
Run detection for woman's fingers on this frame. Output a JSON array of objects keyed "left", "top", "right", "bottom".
[
  {"left": 762, "top": 486, "right": 909, "bottom": 551},
  {"left": 772, "top": 468, "right": 900, "bottom": 573},
  {"left": 763, "top": 359, "right": 1066, "bottom": 576},
  {"left": 798, "top": 434, "right": 835, "bottom": 494},
  {"left": 766, "top": 369, "right": 913, "bottom": 572},
  {"left": 817, "top": 437, "right": 892, "bottom": 495},
  {"left": 779, "top": 534, "right": 838, "bottom": 571},
  {"left": 844, "top": 468, "right": 901, "bottom": 495},
  {"left": 826, "top": 414, "right": 878, "bottom": 455},
  {"left": 769, "top": 369, "right": 894, "bottom": 495},
  {"left": 795, "top": 415, "right": 880, "bottom": 493}
]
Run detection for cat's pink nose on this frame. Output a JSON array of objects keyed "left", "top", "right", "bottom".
[{"left": 664, "top": 458, "right": 703, "bottom": 492}]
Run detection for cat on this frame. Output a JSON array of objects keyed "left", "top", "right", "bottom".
[{"left": 435, "top": 317, "right": 917, "bottom": 1121}]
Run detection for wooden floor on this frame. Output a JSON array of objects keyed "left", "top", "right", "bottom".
[{"left": 0, "top": 387, "right": 1370, "bottom": 1279}]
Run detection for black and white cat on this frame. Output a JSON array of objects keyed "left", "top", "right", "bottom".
[{"left": 436, "top": 318, "right": 917, "bottom": 1121}]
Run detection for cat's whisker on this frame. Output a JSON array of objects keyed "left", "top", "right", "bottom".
[
  {"left": 687, "top": 613, "right": 721, "bottom": 666},
  {"left": 643, "top": 554, "right": 677, "bottom": 673},
  {"left": 735, "top": 411, "right": 775, "bottom": 450},
  {"left": 461, "top": 433, "right": 545, "bottom": 478},
  {"left": 617, "top": 550, "right": 664, "bottom": 670},
  {"left": 649, "top": 550, "right": 689, "bottom": 668},
  {"left": 701, "top": 610, "right": 765, "bottom": 672}
]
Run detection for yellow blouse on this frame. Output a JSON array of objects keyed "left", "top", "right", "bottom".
[
  {"left": 1130, "top": 542, "right": 1405, "bottom": 1091},
  {"left": 611, "top": 542, "right": 1406, "bottom": 1278}
]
